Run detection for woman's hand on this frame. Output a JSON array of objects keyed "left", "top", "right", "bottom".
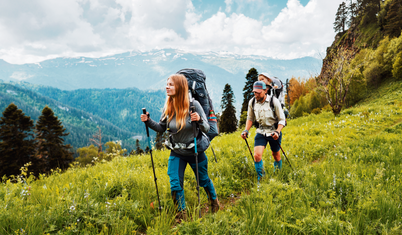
[
  {"left": 190, "top": 111, "right": 200, "bottom": 122},
  {"left": 140, "top": 112, "right": 149, "bottom": 122}
]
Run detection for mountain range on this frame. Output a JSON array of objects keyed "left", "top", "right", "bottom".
[{"left": 0, "top": 49, "right": 322, "bottom": 111}]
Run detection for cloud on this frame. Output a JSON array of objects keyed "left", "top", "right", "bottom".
[
  {"left": 0, "top": 0, "right": 343, "bottom": 64},
  {"left": 225, "top": 0, "right": 233, "bottom": 13}
]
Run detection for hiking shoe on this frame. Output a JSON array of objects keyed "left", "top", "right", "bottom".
[
  {"left": 175, "top": 210, "right": 187, "bottom": 223},
  {"left": 210, "top": 198, "right": 220, "bottom": 213}
]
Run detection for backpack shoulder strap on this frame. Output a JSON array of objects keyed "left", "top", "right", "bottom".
[
  {"left": 270, "top": 95, "right": 274, "bottom": 110},
  {"left": 270, "top": 96, "right": 278, "bottom": 120}
]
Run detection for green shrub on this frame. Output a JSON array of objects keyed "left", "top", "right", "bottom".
[
  {"left": 311, "top": 108, "right": 321, "bottom": 114},
  {"left": 392, "top": 51, "right": 402, "bottom": 80},
  {"left": 346, "top": 68, "right": 367, "bottom": 106},
  {"left": 364, "top": 61, "right": 383, "bottom": 86},
  {"left": 384, "top": 33, "right": 402, "bottom": 72}
]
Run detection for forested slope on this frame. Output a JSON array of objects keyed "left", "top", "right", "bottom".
[
  {"left": 0, "top": 82, "right": 139, "bottom": 152},
  {"left": 12, "top": 82, "right": 166, "bottom": 135}
]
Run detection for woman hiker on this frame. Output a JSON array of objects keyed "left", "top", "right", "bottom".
[{"left": 140, "top": 74, "right": 219, "bottom": 222}]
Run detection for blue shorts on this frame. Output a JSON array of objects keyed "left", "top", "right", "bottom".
[{"left": 254, "top": 132, "right": 282, "bottom": 152}]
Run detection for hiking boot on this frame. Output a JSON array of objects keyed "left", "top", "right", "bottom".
[
  {"left": 210, "top": 198, "right": 220, "bottom": 213},
  {"left": 175, "top": 210, "right": 187, "bottom": 223}
]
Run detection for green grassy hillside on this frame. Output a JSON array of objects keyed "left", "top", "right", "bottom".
[{"left": 1, "top": 80, "right": 401, "bottom": 234}]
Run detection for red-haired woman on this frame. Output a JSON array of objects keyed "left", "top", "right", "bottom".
[{"left": 141, "top": 74, "right": 219, "bottom": 221}]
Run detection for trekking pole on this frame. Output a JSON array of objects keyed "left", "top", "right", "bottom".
[
  {"left": 244, "top": 138, "right": 255, "bottom": 162},
  {"left": 190, "top": 105, "right": 201, "bottom": 218},
  {"left": 142, "top": 108, "right": 162, "bottom": 212},
  {"left": 211, "top": 146, "right": 218, "bottom": 163},
  {"left": 277, "top": 141, "right": 294, "bottom": 171},
  {"left": 271, "top": 133, "right": 294, "bottom": 171}
]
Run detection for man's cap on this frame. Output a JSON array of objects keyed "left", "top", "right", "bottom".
[{"left": 253, "top": 81, "right": 266, "bottom": 91}]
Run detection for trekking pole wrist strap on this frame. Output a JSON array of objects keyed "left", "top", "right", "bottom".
[{"left": 274, "top": 131, "right": 279, "bottom": 136}]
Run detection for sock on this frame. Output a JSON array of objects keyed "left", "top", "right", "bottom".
[
  {"left": 274, "top": 160, "right": 283, "bottom": 172},
  {"left": 254, "top": 160, "right": 265, "bottom": 181}
]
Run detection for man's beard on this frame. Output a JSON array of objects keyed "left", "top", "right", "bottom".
[{"left": 256, "top": 96, "right": 265, "bottom": 102}]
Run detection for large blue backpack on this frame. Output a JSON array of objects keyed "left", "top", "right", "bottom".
[{"left": 176, "top": 68, "right": 219, "bottom": 141}]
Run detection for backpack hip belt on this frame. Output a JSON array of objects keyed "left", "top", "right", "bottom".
[{"left": 165, "top": 138, "right": 195, "bottom": 150}]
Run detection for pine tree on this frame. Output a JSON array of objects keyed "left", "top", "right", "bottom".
[
  {"left": 334, "top": 2, "right": 348, "bottom": 33},
  {"left": 239, "top": 68, "right": 258, "bottom": 127},
  {"left": 135, "top": 139, "right": 144, "bottom": 155},
  {"left": 347, "top": 0, "right": 359, "bottom": 27},
  {"left": 359, "top": 0, "right": 381, "bottom": 26},
  {"left": 384, "top": 0, "right": 402, "bottom": 38},
  {"left": 220, "top": 84, "right": 237, "bottom": 133},
  {"left": 36, "top": 106, "right": 73, "bottom": 172},
  {"left": 0, "top": 103, "right": 36, "bottom": 179}
]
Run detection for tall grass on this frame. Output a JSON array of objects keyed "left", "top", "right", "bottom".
[{"left": 1, "top": 80, "right": 402, "bottom": 234}]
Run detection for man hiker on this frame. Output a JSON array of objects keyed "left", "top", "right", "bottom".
[{"left": 240, "top": 81, "right": 286, "bottom": 182}]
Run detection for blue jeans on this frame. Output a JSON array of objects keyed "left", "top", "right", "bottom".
[{"left": 167, "top": 151, "right": 217, "bottom": 211}]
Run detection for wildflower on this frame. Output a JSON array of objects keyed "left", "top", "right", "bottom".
[
  {"left": 333, "top": 173, "right": 336, "bottom": 190},
  {"left": 70, "top": 205, "right": 76, "bottom": 212}
]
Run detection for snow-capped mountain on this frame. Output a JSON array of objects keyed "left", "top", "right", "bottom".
[{"left": 0, "top": 49, "right": 322, "bottom": 111}]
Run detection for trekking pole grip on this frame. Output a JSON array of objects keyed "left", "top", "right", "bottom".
[
  {"left": 190, "top": 106, "right": 197, "bottom": 137},
  {"left": 142, "top": 108, "right": 150, "bottom": 137}
]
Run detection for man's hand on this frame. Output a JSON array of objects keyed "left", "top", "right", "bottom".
[
  {"left": 271, "top": 131, "right": 280, "bottom": 140},
  {"left": 241, "top": 130, "right": 249, "bottom": 139}
]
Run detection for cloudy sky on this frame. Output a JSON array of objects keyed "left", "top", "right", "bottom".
[{"left": 0, "top": 0, "right": 343, "bottom": 64}]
